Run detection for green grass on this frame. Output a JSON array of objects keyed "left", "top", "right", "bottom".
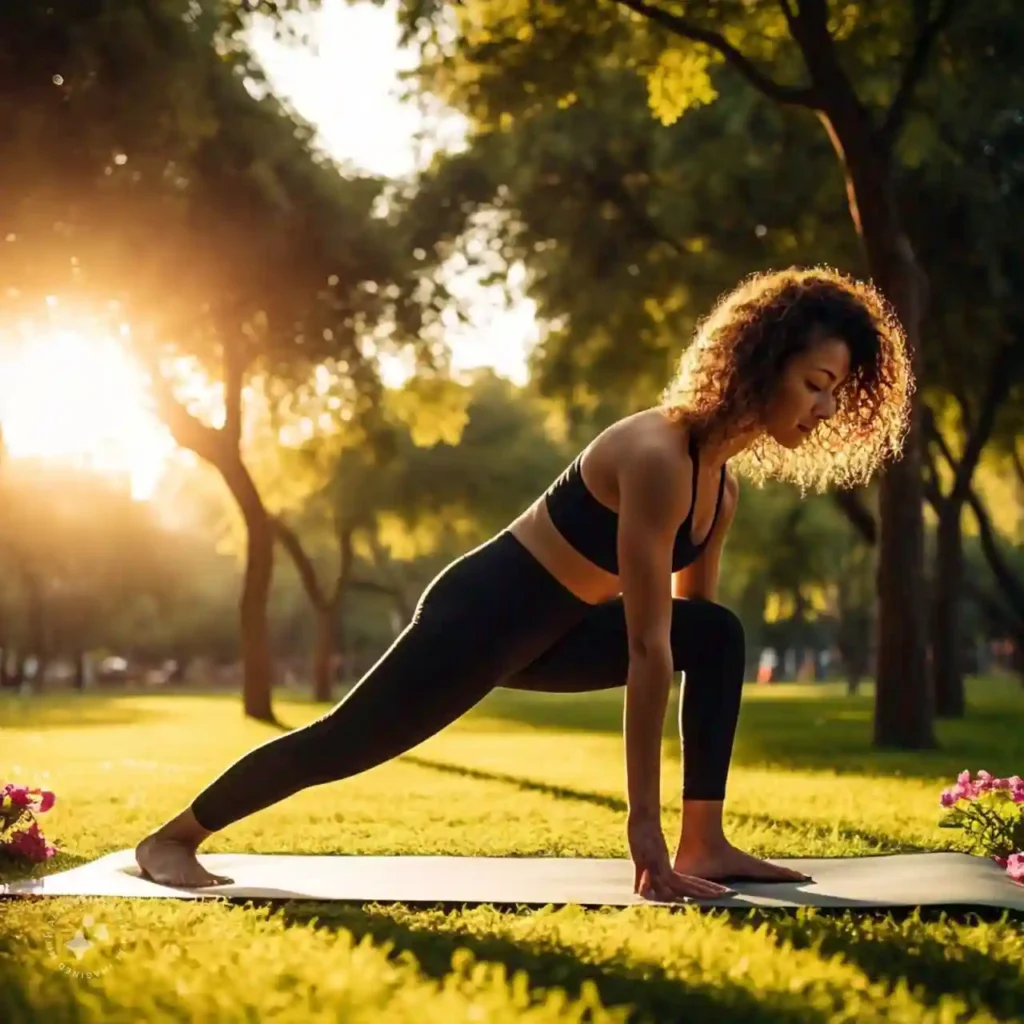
[{"left": 1, "top": 678, "right": 1023, "bottom": 1023}]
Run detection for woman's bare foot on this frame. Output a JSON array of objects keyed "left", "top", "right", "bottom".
[
  {"left": 135, "top": 809, "right": 232, "bottom": 888},
  {"left": 674, "top": 840, "right": 811, "bottom": 884}
]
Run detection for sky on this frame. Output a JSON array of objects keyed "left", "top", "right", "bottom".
[{"left": 249, "top": 0, "right": 536, "bottom": 385}]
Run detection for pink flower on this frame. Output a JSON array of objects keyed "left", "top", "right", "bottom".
[
  {"left": 1, "top": 784, "right": 56, "bottom": 813},
  {"left": 1008, "top": 853, "right": 1024, "bottom": 883},
  {"left": 940, "top": 777, "right": 977, "bottom": 805},
  {"left": 940, "top": 770, "right": 1024, "bottom": 804},
  {"left": 2, "top": 784, "right": 33, "bottom": 808},
  {"left": 1, "top": 821, "right": 56, "bottom": 862}
]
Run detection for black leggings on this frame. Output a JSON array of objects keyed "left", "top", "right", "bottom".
[{"left": 190, "top": 531, "right": 746, "bottom": 833}]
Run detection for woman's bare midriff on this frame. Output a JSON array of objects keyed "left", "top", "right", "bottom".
[{"left": 508, "top": 499, "right": 622, "bottom": 605}]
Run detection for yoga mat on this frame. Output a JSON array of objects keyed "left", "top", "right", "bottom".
[{"left": 3, "top": 850, "right": 1023, "bottom": 910}]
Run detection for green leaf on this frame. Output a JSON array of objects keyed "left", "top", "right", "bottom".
[{"left": 647, "top": 45, "right": 718, "bottom": 126}]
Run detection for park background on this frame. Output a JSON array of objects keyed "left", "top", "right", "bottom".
[{"left": 1, "top": 2, "right": 1023, "bottom": 1022}]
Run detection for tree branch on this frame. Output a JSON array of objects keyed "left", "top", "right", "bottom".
[
  {"left": 1012, "top": 442, "right": 1024, "bottom": 491},
  {"left": 832, "top": 489, "right": 877, "bottom": 545},
  {"left": 776, "top": 0, "right": 798, "bottom": 29},
  {"left": 613, "top": 0, "right": 820, "bottom": 108},
  {"left": 949, "top": 342, "right": 1024, "bottom": 503},
  {"left": 921, "top": 437, "right": 945, "bottom": 510},
  {"left": 272, "top": 517, "right": 327, "bottom": 611},
  {"left": 223, "top": 336, "right": 244, "bottom": 453},
  {"left": 924, "top": 402, "right": 956, "bottom": 471},
  {"left": 951, "top": 379, "right": 975, "bottom": 435},
  {"left": 963, "top": 578, "right": 1024, "bottom": 638},
  {"left": 966, "top": 485, "right": 1024, "bottom": 616},
  {"left": 329, "top": 516, "right": 355, "bottom": 608},
  {"left": 879, "top": 0, "right": 960, "bottom": 149},
  {"left": 367, "top": 531, "right": 415, "bottom": 622},
  {"left": 145, "top": 361, "right": 226, "bottom": 465},
  {"left": 926, "top": 403, "right": 1024, "bottom": 622},
  {"left": 348, "top": 576, "right": 398, "bottom": 597}
]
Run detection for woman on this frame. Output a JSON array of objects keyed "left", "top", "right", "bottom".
[{"left": 136, "top": 266, "right": 911, "bottom": 902}]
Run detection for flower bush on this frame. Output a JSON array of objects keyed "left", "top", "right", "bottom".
[
  {"left": 938, "top": 770, "right": 1024, "bottom": 883},
  {"left": 0, "top": 782, "right": 58, "bottom": 863}
]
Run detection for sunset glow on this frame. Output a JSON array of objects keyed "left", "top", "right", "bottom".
[{"left": 0, "top": 329, "right": 175, "bottom": 499}]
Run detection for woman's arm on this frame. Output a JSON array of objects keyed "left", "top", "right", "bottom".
[
  {"left": 616, "top": 444, "right": 692, "bottom": 819},
  {"left": 671, "top": 470, "right": 739, "bottom": 602}
]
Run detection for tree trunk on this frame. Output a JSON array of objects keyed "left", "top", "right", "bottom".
[
  {"left": 818, "top": 103, "right": 935, "bottom": 749},
  {"left": 147, "top": 338, "right": 279, "bottom": 721},
  {"left": 840, "top": 615, "right": 871, "bottom": 696},
  {"left": 27, "top": 583, "right": 48, "bottom": 696},
  {"left": 312, "top": 603, "right": 336, "bottom": 703},
  {"left": 73, "top": 651, "right": 87, "bottom": 692},
  {"left": 240, "top": 513, "right": 276, "bottom": 721},
  {"left": 932, "top": 504, "right": 965, "bottom": 718},
  {"left": 273, "top": 517, "right": 354, "bottom": 704},
  {"left": 224, "top": 460, "right": 277, "bottom": 723},
  {"left": 367, "top": 533, "right": 414, "bottom": 627},
  {"left": 846, "top": 666, "right": 860, "bottom": 697}
]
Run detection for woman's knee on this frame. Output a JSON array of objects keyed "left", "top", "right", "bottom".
[{"left": 670, "top": 598, "right": 745, "bottom": 663}]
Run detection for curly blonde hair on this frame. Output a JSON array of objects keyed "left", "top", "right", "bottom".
[{"left": 659, "top": 266, "right": 914, "bottom": 492}]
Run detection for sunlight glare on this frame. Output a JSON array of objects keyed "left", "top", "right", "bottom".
[{"left": 0, "top": 330, "right": 175, "bottom": 500}]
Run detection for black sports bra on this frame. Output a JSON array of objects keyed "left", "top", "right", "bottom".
[{"left": 543, "top": 433, "right": 726, "bottom": 575}]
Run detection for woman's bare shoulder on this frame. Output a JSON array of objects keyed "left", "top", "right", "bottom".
[
  {"left": 590, "top": 410, "right": 692, "bottom": 510},
  {"left": 597, "top": 408, "right": 689, "bottom": 462}
]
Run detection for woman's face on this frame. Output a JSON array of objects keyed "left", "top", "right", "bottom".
[{"left": 762, "top": 336, "right": 851, "bottom": 449}]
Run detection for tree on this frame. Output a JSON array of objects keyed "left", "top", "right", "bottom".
[
  {"left": 374, "top": 0, "right": 999, "bottom": 746},
  {"left": 878, "top": 10, "right": 1024, "bottom": 710},
  {"left": 721, "top": 481, "right": 874, "bottom": 683},
  {"left": 0, "top": 1, "right": 451, "bottom": 720},
  {"left": 609, "top": 1, "right": 947, "bottom": 751},
  {"left": 266, "top": 370, "right": 568, "bottom": 698},
  {"left": 0, "top": 459, "right": 188, "bottom": 686}
]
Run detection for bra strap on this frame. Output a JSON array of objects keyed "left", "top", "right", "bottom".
[
  {"left": 701, "top": 465, "right": 728, "bottom": 545},
  {"left": 686, "top": 432, "right": 701, "bottom": 517}
]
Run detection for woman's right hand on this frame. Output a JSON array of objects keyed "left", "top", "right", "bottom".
[{"left": 627, "top": 815, "right": 734, "bottom": 902}]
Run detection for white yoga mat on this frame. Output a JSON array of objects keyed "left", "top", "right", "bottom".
[{"left": 2, "top": 850, "right": 1022, "bottom": 910}]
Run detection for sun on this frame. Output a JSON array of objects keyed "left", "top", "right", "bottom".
[{"left": 0, "top": 329, "right": 175, "bottom": 500}]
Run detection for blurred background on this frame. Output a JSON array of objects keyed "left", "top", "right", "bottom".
[{"left": 0, "top": 0, "right": 1020, "bottom": 746}]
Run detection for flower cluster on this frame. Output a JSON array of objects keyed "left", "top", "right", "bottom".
[
  {"left": 0, "top": 782, "right": 58, "bottom": 863},
  {"left": 939, "top": 770, "right": 1024, "bottom": 884}
]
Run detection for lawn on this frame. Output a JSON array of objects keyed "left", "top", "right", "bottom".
[{"left": 1, "top": 678, "right": 1023, "bottom": 1023}]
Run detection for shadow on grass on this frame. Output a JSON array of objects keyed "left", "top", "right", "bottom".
[
  {"left": 723, "top": 809, "right": 936, "bottom": 854},
  {"left": 0, "top": 694, "right": 164, "bottom": 731},
  {"left": 273, "top": 901, "right": 831, "bottom": 1024},
  {"left": 398, "top": 755, "right": 626, "bottom": 813},
  {"left": 0, "top": 691, "right": 299, "bottom": 733},
  {"left": 272, "top": 901, "right": 1024, "bottom": 1022},
  {"left": 476, "top": 683, "right": 1024, "bottom": 781},
  {"left": 747, "top": 908, "right": 1024, "bottom": 1021},
  {"left": 398, "top": 757, "right": 934, "bottom": 854}
]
